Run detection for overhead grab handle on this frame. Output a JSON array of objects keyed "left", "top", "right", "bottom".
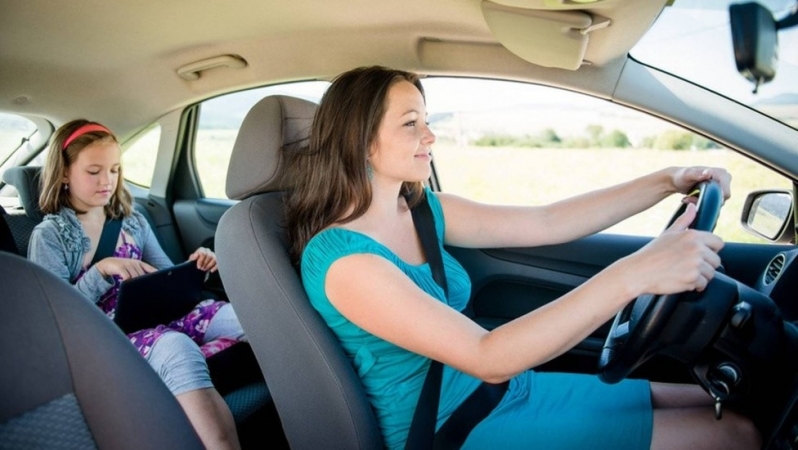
[
  {"left": 580, "top": 15, "right": 611, "bottom": 36},
  {"left": 176, "top": 55, "right": 248, "bottom": 81}
]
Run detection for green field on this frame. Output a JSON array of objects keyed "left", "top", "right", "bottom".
[{"left": 433, "top": 143, "right": 791, "bottom": 244}]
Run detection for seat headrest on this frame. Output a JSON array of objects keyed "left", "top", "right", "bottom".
[
  {"left": 3, "top": 166, "right": 43, "bottom": 221},
  {"left": 225, "top": 95, "right": 317, "bottom": 200}
]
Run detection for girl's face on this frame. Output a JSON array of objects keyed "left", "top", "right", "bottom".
[
  {"left": 64, "top": 139, "right": 121, "bottom": 212},
  {"left": 369, "top": 80, "right": 436, "bottom": 184}
]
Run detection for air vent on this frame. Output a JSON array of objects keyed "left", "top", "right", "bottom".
[{"left": 764, "top": 254, "right": 786, "bottom": 285}]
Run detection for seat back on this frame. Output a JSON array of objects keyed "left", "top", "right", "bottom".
[
  {"left": 0, "top": 205, "right": 21, "bottom": 254},
  {"left": 0, "top": 252, "right": 203, "bottom": 449},
  {"left": 216, "top": 95, "right": 383, "bottom": 449},
  {"left": 2, "top": 166, "right": 43, "bottom": 256}
]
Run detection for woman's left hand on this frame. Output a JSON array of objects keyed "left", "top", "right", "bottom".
[
  {"left": 671, "top": 166, "right": 732, "bottom": 201},
  {"left": 189, "top": 247, "right": 218, "bottom": 272}
]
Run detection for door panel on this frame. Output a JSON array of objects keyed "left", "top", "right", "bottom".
[
  {"left": 448, "top": 234, "right": 788, "bottom": 381},
  {"left": 172, "top": 198, "right": 235, "bottom": 299},
  {"left": 173, "top": 198, "right": 233, "bottom": 251}
]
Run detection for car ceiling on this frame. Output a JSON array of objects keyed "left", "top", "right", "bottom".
[{"left": 0, "top": 0, "right": 666, "bottom": 139}]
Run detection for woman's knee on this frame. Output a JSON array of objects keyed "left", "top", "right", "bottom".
[{"left": 146, "top": 332, "right": 213, "bottom": 395}]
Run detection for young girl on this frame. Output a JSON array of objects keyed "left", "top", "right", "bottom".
[
  {"left": 29, "top": 119, "right": 244, "bottom": 450},
  {"left": 287, "top": 66, "right": 760, "bottom": 449}
]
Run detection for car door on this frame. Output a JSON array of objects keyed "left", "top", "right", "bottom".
[{"left": 421, "top": 76, "right": 795, "bottom": 382}]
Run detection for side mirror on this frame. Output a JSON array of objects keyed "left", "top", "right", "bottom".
[
  {"left": 741, "top": 190, "right": 794, "bottom": 243},
  {"left": 729, "top": 2, "right": 779, "bottom": 93}
]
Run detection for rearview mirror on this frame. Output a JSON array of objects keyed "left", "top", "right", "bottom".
[
  {"left": 729, "top": 2, "right": 779, "bottom": 93},
  {"left": 741, "top": 190, "right": 794, "bottom": 243}
]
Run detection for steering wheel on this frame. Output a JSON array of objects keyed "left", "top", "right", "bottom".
[{"left": 597, "top": 180, "right": 724, "bottom": 384}]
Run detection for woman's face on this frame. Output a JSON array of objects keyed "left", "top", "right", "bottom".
[
  {"left": 369, "top": 80, "right": 436, "bottom": 184},
  {"left": 64, "top": 139, "right": 121, "bottom": 212}
]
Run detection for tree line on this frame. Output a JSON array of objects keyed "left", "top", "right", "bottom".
[{"left": 473, "top": 125, "right": 721, "bottom": 150}]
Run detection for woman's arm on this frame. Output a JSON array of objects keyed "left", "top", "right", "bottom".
[
  {"left": 325, "top": 204, "right": 723, "bottom": 383},
  {"left": 440, "top": 166, "right": 730, "bottom": 249}
]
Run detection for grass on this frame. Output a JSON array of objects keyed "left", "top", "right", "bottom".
[{"left": 433, "top": 143, "right": 791, "bottom": 244}]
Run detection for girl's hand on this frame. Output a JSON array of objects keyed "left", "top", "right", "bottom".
[
  {"left": 671, "top": 166, "right": 732, "bottom": 201},
  {"left": 189, "top": 247, "right": 218, "bottom": 272},
  {"left": 627, "top": 203, "right": 724, "bottom": 296},
  {"left": 97, "top": 257, "right": 157, "bottom": 281}
]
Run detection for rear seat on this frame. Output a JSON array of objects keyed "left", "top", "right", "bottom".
[
  {"left": 1, "top": 165, "right": 281, "bottom": 446},
  {"left": 1, "top": 166, "right": 42, "bottom": 256},
  {"left": 0, "top": 205, "right": 21, "bottom": 254}
]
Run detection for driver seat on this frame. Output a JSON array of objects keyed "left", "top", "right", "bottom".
[{"left": 215, "top": 95, "right": 383, "bottom": 449}]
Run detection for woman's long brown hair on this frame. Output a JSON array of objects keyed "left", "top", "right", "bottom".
[{"left": 284, "top": 66, "right": 425, "bottom": 263}]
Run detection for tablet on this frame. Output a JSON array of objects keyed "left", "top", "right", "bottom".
[{"left": 114, "top": 261, "right": 206, "bottom": 334}]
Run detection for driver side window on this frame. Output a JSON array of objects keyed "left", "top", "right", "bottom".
[{"left": 422, "top": 77, "right": 791, "bottom": 244}]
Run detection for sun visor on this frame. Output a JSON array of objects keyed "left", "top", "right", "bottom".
[{"left": 481, "top": 0, "right": 609, "bottom": 70}]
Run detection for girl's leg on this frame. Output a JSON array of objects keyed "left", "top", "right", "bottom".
[
  {"left": 203, "top": 303, "right": 245, "bottom": 343},
  {"left": 649, "top": 382, "right": 760, "bottom": 449},
  {"left": 147, "top": 331, "right": 241, "bottom": 450},
  {"left": 176, "top": 388, "right": 241, "bottom": 450}
]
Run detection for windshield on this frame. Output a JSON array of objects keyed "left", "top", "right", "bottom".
[{"left": 632, "top": 0, "right": 797, "bottom": 130}]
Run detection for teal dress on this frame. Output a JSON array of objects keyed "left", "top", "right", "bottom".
[{"left": 301, "top": 188, "right": 653, "bottom": 449}]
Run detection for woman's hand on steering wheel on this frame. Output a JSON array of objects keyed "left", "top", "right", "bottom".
[
  {"left": 599, "top": 179, "right": 727, "bottom": 383},
  {"left": 671, "top": 166, "right": 732, "bottom": 202},
  {"left": 626, "top": 202, "right": 725, "bottom": 297}
]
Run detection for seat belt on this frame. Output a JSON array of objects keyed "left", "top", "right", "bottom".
[
  {"left": 405, "top": 193, "right": 509, "bottom": 450},
  {"left": 406, "top": 193, "right": 447, "bottom": 450},
  {"left": 91, "top": 217, "right": 123, "bottom": 266}
]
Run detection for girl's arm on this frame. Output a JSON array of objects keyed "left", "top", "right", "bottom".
[
  {"left": 440, "top": 166, "right": 730, "bottom": 249},
  {"left": 29, "top": 224, "right": 113, "bottom": 303},
  {"left": 324, "top": 205, "right": 723, "bottom": 383}
]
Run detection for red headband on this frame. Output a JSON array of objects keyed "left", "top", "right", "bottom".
[{"left": 62, "top": 124, "right": 112, "bottom": 150}]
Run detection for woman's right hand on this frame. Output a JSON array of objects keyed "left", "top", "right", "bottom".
[
  {"left": 96, "top": 257, "right": 157, "bottom": 281},
  {"left": 624, "top": 203, "right": 724, "bottom": 297}
]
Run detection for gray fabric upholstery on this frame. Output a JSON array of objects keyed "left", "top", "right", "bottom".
[
  {"left": 0, "top": 252, "right": 204, "bottom": 449},
  {"left": 0, "top": 205, "right": 21, "bottom": 254},
  {"left": 1, "top": 211, "right": 37, "bottom": 257},
  {"left": 225, "top": 95, "right": 316, "bottom": 200},
  {"left": 2, "top": 166, "right": 43, "bottom": 256},
  {"left": 3, "top": 166, "right": 44, "bottom": 221},
  {"left": 0, "top": 393, "right": 96, "bottom": 449},
  {"left": 216, "top": 95, "right": 383, "bottom": 449}
]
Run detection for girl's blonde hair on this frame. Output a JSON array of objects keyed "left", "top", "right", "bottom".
[{"left": 39, "top": 119, "right": 133, "bottom": 218}]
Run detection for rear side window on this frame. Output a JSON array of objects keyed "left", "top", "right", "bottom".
[
  {"left": 195, "top": 81, "right": 329, "bottom": 199},
  {"left": 0, "top": 113, "right": 37, "bottom": 165},
  {"left": 122, "top": 123, "right": 161, "bottom": 188}
]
